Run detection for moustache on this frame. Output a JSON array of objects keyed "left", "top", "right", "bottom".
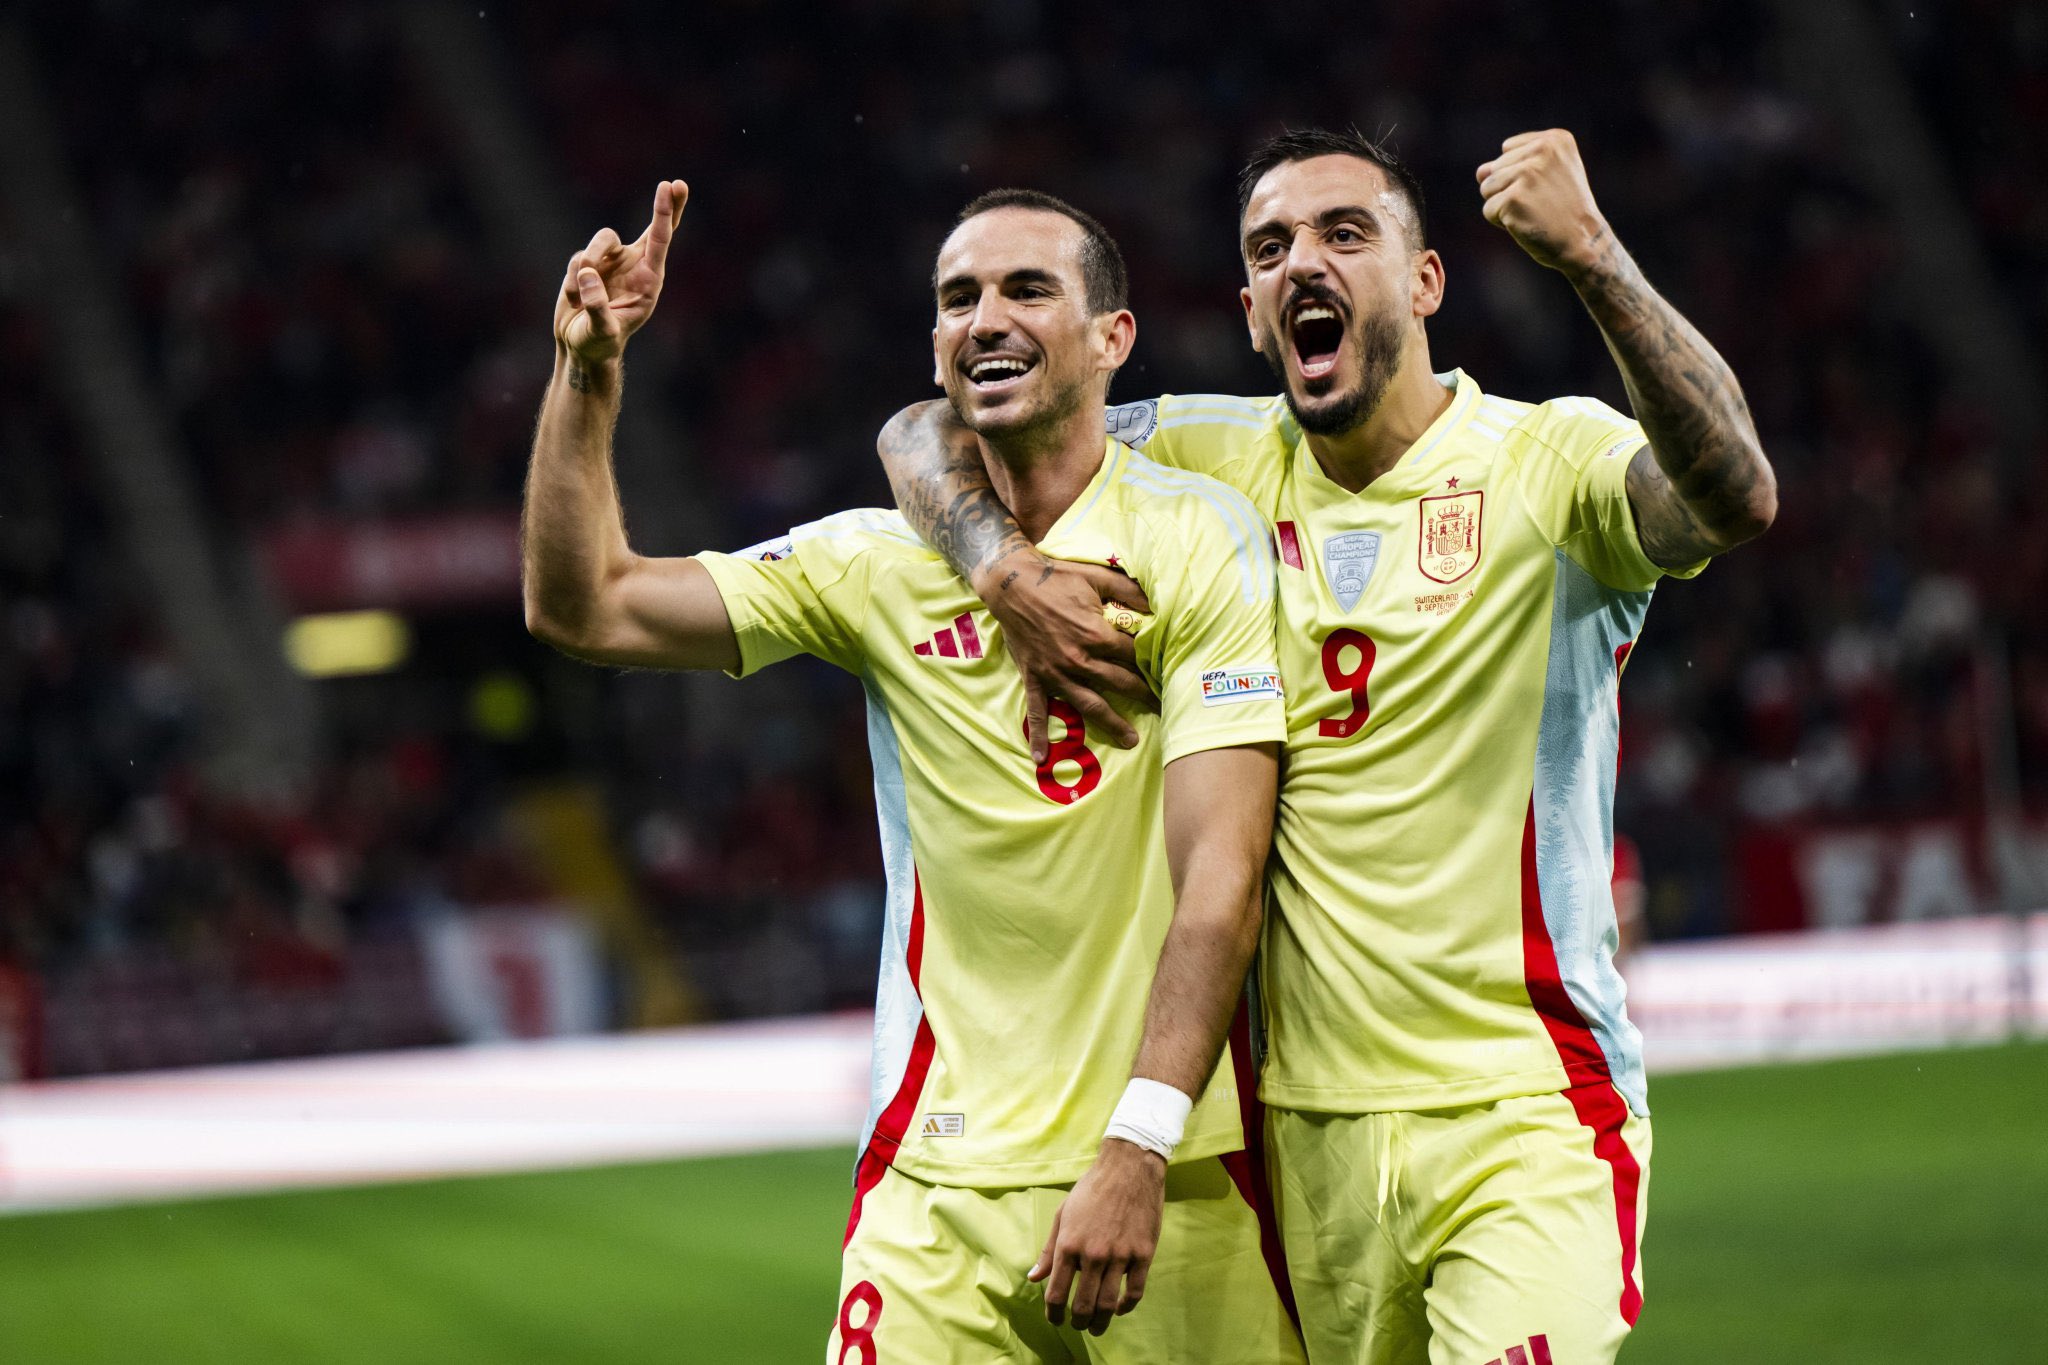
[{"left": 1281, "top": 284, "right": 1349, "bottom": 323}]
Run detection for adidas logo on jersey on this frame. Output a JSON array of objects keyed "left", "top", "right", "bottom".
[
  {"left": 914, "top": 612, "right": 983, "bottom": 660},
  {"left": 1483, "top": 1334, "right": 1552, "bottom": 1365},
  {"left": 919, "top": 1113, "right": 965, "bottom": 1137}
]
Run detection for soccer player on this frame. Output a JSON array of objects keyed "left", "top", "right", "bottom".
[
  {"left": 522, "top": 180, "right": 1305, "bottom": 1362},
  {"left": 878, "top": 129, "right": 1778, "bottom": 1363}
]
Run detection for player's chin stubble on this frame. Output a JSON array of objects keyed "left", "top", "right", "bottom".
[
  {"left": 954, "top": 368, "right": 1087, "bottom": 446},
  {"left": 1264, "top": 303, "right": 1405, "bottom": 437}
]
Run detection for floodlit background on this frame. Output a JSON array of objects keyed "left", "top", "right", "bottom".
[{"left": 0, "top": 2, "right": 2043, "bottom": 1362}]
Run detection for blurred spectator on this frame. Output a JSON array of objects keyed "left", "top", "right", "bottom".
[{"left": 5, "top": 0, "right": 2043, "bottom": 1074}]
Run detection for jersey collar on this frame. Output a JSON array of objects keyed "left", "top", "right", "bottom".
[
  {"left": 1401, "top": 369, "right": 1480, "bottom": 470},
  {"left": 1038, "top": 436, "right": 1124, "bottom": 548}
]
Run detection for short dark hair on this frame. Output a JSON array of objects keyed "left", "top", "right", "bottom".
[
  {"left": 1236, "top": 128, "right": 1428, "bottom": 249},
  {"left": 946, "top": 188, "right": 1129, "bottom": 314}
]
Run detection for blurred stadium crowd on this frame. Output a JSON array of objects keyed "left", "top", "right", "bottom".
[{"left": 2, "top": 1, "right": 2042, "bottom": 1076}]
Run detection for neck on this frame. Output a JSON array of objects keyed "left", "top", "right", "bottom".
[
  {"left": 980, "top": 402, "right": 1107, "bottom": 543},
  {"left": 1302, "top": 342, "right": 1453, "bottom": 493}
]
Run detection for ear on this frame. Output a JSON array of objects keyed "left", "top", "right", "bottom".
[
  {"left": 931, "top": 326, "right": 943, "bottom": 389},
  {"left": 1412, "top": 249, "right": 1445, "bottom": 320},
  {"left": 1097, "top": 309, "right": 1137, "bottom": 373},
  {"left": 1240, "top": 286, "right": 1264, "bottom": 354}
]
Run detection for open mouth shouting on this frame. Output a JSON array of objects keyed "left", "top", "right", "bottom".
[
  {"left": 1288, "top": 293, "right": 1347, "bottom": 384},
  {"left": 964, "top": 352, "right": 1038, "bottom": 395}
]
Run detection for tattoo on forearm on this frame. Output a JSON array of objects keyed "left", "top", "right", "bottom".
[
  {"left": 566, "top": 361, "right": 594, "bottom": 394},
  {"left": 1625, "top": 448, "right": 1719, "bottom": 569},
  {"left": 1574, "top": 232, "right": 1775, "bottom": 566},
  {"left": 881, "top": 405, "right": 1034, "bottom": 583}
]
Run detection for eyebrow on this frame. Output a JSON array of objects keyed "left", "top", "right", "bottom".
[
  {"left": 934, "top": 266, "right": 1064, "bottom": 298},
  {"left": 1241, "top": 205, "right": 1383, "bottom": 250}
]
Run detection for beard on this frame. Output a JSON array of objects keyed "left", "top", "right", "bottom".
[{"left": 1262, "top": 299, "right": 1405, "bottom": 437}]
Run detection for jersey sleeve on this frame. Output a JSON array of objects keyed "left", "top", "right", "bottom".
[
  {"left": 1133, "top": 481, "right": 1287, "bottom": 767},
  {"left": 1514, "top": 396, "right": 1708, "bottom": 592},
  {"left": 693, "top": 531, "right": 868, "bottom": 677},
  {"left": 1105, "top": 394, "right": 1290, "bottom": 513}
]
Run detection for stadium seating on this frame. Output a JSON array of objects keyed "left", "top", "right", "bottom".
[{"left": 5, "top": 1, "right": 2041, "bottom": 1076}]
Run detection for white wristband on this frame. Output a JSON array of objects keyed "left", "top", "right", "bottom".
[{"left": 1103, "top": 1078, "right": 1194, "bottom": 1161}]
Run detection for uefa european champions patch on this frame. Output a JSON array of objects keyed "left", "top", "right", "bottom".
[
  {"left": 1199, "top": 666, "right": 1284, "bottom": 707},
  {"left": 1323, "top": 530, "right": 1381, "bottom": 610}
]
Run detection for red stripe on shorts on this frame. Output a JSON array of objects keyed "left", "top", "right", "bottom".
[
  {"left": 844, "top": 873, "right": 935, "bottom": 1247},
  {"left": 1519, "top": 805, "right": 1645, "bottom": 1326},
  {"left": 1218, "top": 1001, "right": 1300, "bottom": 1330}
]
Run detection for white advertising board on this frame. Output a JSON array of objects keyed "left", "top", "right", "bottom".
[{"left": 1630, "top": 912, "right": 2046, "bottom": 1072}]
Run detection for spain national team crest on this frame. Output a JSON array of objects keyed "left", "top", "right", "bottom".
[
  {"left": 1322, "top": 531, "right": 1381, "bottom": 611},
  {"left": 1418, "top": 490, "right": 1483, "bottom": 583}
]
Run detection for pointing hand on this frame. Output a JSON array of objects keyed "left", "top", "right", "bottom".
[{"left": 555, "top": 179, "right": 689, "bottom": 365}]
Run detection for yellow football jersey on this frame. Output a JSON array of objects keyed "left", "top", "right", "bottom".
[
  {"left": 696, "top": 438, "right": 1285, "bottom": 1192},
  {"left": 1107, "top": 371, "right": 1703, "bottom": 1117}
]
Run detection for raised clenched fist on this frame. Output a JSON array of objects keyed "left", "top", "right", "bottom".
[{"left": 1475, "top": 130, "right": 1611, "bottom": 279}]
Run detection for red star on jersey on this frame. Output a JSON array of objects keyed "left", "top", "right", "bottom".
[
  {"left": 1106, "top": 554, "right": 1122, "bottom": 569},
  {"left": 1446, "top": 477, "right": 1460, "bottom": 490}
]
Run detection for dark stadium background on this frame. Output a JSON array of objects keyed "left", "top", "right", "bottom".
[{"left": 0, "top": 3, "right": 2042, "bottom": 1362}]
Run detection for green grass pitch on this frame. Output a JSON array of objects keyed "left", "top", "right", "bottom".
[{"left": 3, "top": 1041, "right": 2043, "bottom": 1363}]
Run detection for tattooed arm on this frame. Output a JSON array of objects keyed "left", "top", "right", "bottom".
[
  {"left": 879, "top": 399, "right": 1038, "bottom": 585},
  {"left": 878, "top": 401, "right": 1153, "bottom": 760},
  {"left": 1477, "top": 129, "right": 1777, "bottom": 566}
]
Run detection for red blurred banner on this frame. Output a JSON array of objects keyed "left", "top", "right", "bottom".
[
  {"left": 1732, "top": 817, "right": 2046, "bottom": 933},
  {"left": 262, "top": 512, "right": 521, "bottom": 612}
]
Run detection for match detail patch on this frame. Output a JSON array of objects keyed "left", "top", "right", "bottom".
[
  {"left": 919, "top": 1113, "right": 965, "bottom": 1138},
  {"left": 1200, "top": 666, "right": 1284, "bottom": 707},
  {"left": 1104, "top": 399, "right": 1159, "bottom": 447}
]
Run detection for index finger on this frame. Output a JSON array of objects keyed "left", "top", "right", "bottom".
[
  {"left": 1023, "top": 676, "right": 1052, "bottom": 766},
  {"left": 1066, "top": 1259, "right": 1106, "bottom": 1329},
  {"left": 645, "top": 179, "right": 689, "bottom": 271},
  {"left": 1043, "top": 1251, "right": 1076, "bottom": 1326}
]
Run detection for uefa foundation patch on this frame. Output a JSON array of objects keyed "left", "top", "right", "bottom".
[{"left": 1199, "top": 665, "right": 1284, "bottom": 707}]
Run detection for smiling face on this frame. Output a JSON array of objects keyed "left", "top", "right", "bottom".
[
  {"left": 932, "top": 207, "right": 1133, "bottom": 441},
  {"left": 1239, "top": 154, "right": 1442, "bottom": 436}
]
